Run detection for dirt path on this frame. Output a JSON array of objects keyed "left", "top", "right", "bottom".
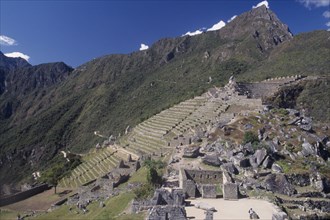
[{"left": 186, "top": 198, "right": 278, "bottom": 220}]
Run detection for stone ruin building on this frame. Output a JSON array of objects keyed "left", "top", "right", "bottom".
[
  {"left": 179, "top": 168, "right": 239, "bottom": 200},
  {"left": 179, "top": 168, "right": 221, "bottom": 198},
  {"left": 131, "top": 188, "right": 187, "bottom": 220}
]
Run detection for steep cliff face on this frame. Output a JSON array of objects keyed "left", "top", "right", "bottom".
[{"left": 0, "top": 52, "right": 32, "bottom": 95}]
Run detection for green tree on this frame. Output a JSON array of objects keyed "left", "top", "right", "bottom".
[
  {"left": 242, "top": 131, "right": 259, "bottom": 145},
  {"left": 147, "top": 167, "right": 162, "bottom": 186}
]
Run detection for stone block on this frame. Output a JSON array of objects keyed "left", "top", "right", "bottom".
[
  {"left": 223, "top": 183, "right": 238, "bottom": 200},
  {"left": 201, "top": 184, "right": 217, "bottom": 198}
]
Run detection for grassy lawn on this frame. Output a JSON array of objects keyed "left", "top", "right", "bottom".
[
  {"left": 0, "top": 208, "right": 28, "bottom": 220},
  {"left": 32, "top": 192, "right": 140, "bottom": 220}
]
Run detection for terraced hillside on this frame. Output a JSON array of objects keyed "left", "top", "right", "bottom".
[
  {"left": 58, "top": 148, "right": 123, "bottom": 188},
  {"left": 58, "top": 76, "right": 298, "bottom": 189},
  {"left": 119, "top": 96, "right": 208, "bottom": 154},
  {"left": 118, "top": 80, "right": 264, "bottom": 156}
]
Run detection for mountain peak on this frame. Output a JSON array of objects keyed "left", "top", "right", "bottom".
[
  {"left": 218, "top": 5, "right": 293, "bottom": 53},
  {"left": 0, "top": 51, "right": 31, "bottom": 71}
]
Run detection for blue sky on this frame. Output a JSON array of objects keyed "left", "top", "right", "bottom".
[{"left": 1, "top": 0, "right": 329, "bottom": 67}]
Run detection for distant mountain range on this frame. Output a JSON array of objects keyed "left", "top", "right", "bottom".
[{"left": 0, "top": 5, "right": 329, "bottom": 187}]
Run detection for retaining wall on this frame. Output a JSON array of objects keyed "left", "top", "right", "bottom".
[{"left": 0, "top": 184, "right": 50, "bottom": 207}]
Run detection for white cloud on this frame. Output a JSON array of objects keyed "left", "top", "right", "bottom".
[
  {"left": 227, "top": 15, "right": 237, "bottom": 23},
  {"left": 326, "top": 21, "right": 330, "bottom": 26},
  {"left": 299, "top": 0, "right": 330, "bottom": 8},
  {"left": 182, "top": 29, "right": 204, "bottom": 36},
  {"left": 252, "top": 0, "right": 270, "bottom": 9},
  {"left": 323, "top": 10, "right": 330, "bottom": 18},
  {"left": 4, "top": 52, "right": 30, "bottom": 61},
  {"left": 0, "top": 35, "right": 17, "bottom": 46},
  {"left": 207, "top": 20, "right": 226, "bottom": 32},
  {"left": 139, "top": 43, "right": 149, "bottom": 51}
]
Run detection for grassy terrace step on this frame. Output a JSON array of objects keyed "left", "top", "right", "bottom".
[
  {"left": 126, "top": 143, "right": 158, "bottom": 155},
  {"left": 143, "top": 120, "right": 174, "bottom": 130},
  {"left": 58, "top": 150, "right": 123, "bottom": 188},
  {"left": 170, "top": 106, "right": 197, "bottom": 112},
  {"left": 137, "top": 124, "right": 168, "bottom": 136},
  {"left": 139, "top": 121, "right": 170, "bottom": 132},
  {"left": 125, "top": 139, "right": 162, "bottom": 151},
  {"left": 153, "top": 115, "right": 182, "bottom": 123},
  {"left": 133, "top": 138, "right": 165, "bottom": 149},
  {"left": 134, "top": 134, "right": 166, "bottom": 144},
  {"left": 132, "top": 140, "right": 162, "bottom": 151},
  {"left": 133, "top": 128, "right": 164, "bottom": 140},
  {"left": 148, "top": 118, "right": 178, "bottom": 127},
  {"left": 164, "top": 109, "right": 193, "bottom": 116},
  {"left": 131, "top": 132, "right": 165, "bottom": 144}
]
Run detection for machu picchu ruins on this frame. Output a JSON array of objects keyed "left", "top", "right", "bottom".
[
  {"left": 2, "top": 75, "right": 326, "bottom": 219},
  {"left": 1, "top": 2, "right": 330, "bottom": 220}
]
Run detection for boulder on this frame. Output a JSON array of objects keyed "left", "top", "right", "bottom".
[
  {"left": 183, "top": 146, "right": 200, "bottom": 158},
  {"left": 195, "top": 202, "right": 216, "bottom": 211},
  {"left": 239, "top": 158, "right": 251, "bottom": 168},
  {"left": 287, "top": 117, "right": 301, "bottom": 125},
  {"left": 301, "top": 141, "right": 315, "bottom": 156},
  {"left": 271, "top": 163, "right": 283, "bottom": 173},
  {"left": 243, "top": 142, "right": 254, "bottom": 154},
  {"left": 254, "top": 148, "right": 268, "bottom": 166},
  {"left": 249, "top": 156, "right": 258, "bottom": 168},
  {"left": 243, "top": 123, "right": 253, "bottom": 130},
  {"left": 221, "top": 163, "right": 239, "bottom": 175},
  {"left": 287, "top": 109, "right": 300, "bottom": 116},
  {"left": 262, "top": 174, "right": 296, "bottom": 196},
  {"left": 300, "top": 124, "right": 312, "bottom": 132},
  {"left": 272, "top": 211, "right": 288, "bottom": 220},
  {"left": 262, "top": 156, "right": 273, "bottom": 169},
  {"left": 267, "top": 141, "right": 279, "bottom": 153},
  {"left": 202, "top": 154, "right": 221, "bottom": 166},
  {"left": 310, "top": 173, "right": 325, "bottom": 192}
]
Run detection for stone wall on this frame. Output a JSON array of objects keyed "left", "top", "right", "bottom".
[
  {"left": 222, "top": 172, "right": 238, "bottom": 200},
  {"left": 223, "top": 183, "right": 238, "bottom": 200},
  {"left": 0, "top": 184, "right": 50, "bottom": 207},
  {"left": 179, "top": 168, "right": 222, "bottom": 198},
  {"left": 184, "top": 169, "right": 223, "bottom": 184}
]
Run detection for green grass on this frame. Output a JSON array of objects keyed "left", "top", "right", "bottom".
[
  {"left": 32, "top": 192, "right": 137, "bottom": 220},
  {"left": 127, "top": 167, "right": 148, "bottom": 184},
  {"left": 0, "top": 208, "right": 27, "bottom": 220}
]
